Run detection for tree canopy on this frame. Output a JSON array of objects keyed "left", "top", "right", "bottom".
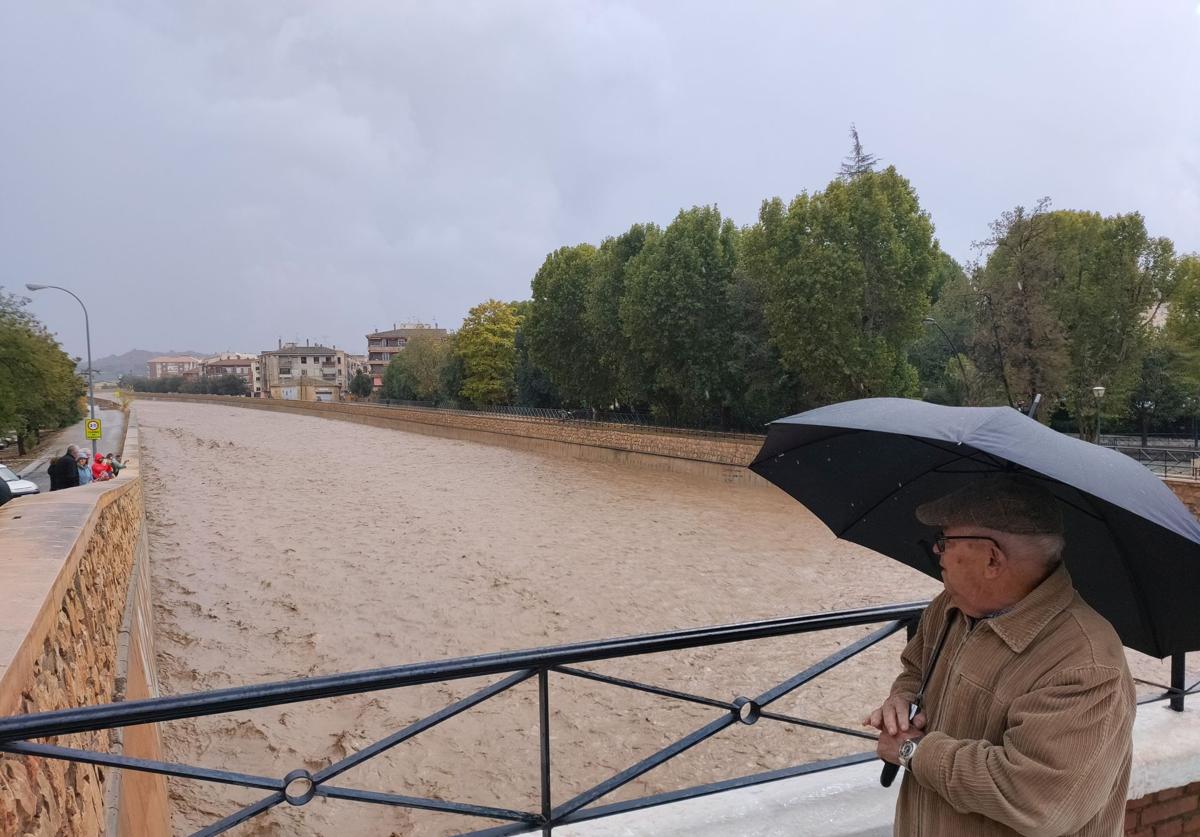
[
  {"left": 382, "top": 332, "right": 451, "bottom": 402},
  {"left": 743, "top": 166, "right": 937, "bottom": 406},
  {"left": 455, "top": 299, "right": 521, "bottom": 405},
  {"left": 0, "top": 289, "right": 84, "bottom": 451},
  {"left": 444, "top": 129, "right": 1198, "bottom": 436}
]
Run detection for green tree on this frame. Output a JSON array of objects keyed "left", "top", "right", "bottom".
[
  {"left": 209, "top": 374, "right": 249, "bottom": 396},
  {"left": 1050, "top": 210, "right": 1176, "bottom": 434},
  {"left": 971, "top": 200, "right": 1067, "bottom": 413},
  {"left": 906, "top": 252, "right": 982, "bottom": 405},
  {"left": 439, "top": 335, "right": 468, "bottom": 407},
  {"left": 382, "top": 332, "right": 450, "bottom": 402},
  {"left": 349, "top": 369, "right": 373, "bottom": 398},
  {"left": 838, "top": 123, "right": 879, "bottom": 179},
  {"left": 526, "top": 244, "right": 600, "bottom": 405},
  {"left": 511, "top": 300, "right": 559, "bottom": 408},
  {"left": 975, "top": 203, "right": 1178, "bottom": 434},
  {"left": 621, "top": 206, "right": 741, "bottom": 423},
  {"left": 585, "top": 224, "right": 653, "bottom": 408},
  {"left": 455, "top": 299, "right": 521, "bottom": 405},
  {"left": 0, "top": 289, "right": 84, "bottom": 452},
  {"left": 1164, "top": 254, "right": 1200, "bottom": 380},
  {"left": 745, "top": 166, "right": 937, "bottom": 406},
  {"left": 1125, "top": 334, "right": 1190, "bottom": 445}
]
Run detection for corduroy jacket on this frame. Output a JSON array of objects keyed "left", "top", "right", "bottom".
[{"left": 891, "top": 563, "right": 1135, "bottom": 836}]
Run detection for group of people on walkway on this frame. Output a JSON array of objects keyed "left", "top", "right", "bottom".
[{"left": 46, "top": 445, "right": 125, "bottom": 490}]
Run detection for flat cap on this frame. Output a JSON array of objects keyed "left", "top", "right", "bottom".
[{"left": 915, "top": 474, "right": 1064, "bottom": 535}]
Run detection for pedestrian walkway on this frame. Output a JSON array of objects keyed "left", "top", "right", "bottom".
[{"left": 17, "top": 409, "right": 126, "bottom": 493}]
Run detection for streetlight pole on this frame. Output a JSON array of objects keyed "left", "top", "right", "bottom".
[
  {"left": 923, "top": 317, "right": 972, "bottom": 405},
  {"left": 1092, "top": 385, "right": 1106, "bottom": 445},
  {"left": 26, "top": 283, "right": 97, "bottom": 460}
]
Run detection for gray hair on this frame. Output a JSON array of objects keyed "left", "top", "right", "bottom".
[{"left": 998, "top": 531, "right": 1065, "bottom": 571}]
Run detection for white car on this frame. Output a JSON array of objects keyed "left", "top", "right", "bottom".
[{"left": 0, "top": 464, "right": 39, "bottom": 497}]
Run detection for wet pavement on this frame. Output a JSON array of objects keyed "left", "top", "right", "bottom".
[{"left": 19, "top": 408, "right": 127, "bottom": 493}]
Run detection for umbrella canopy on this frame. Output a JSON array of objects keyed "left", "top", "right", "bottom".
[{"left": 749, "top": 398, "right": 1200, "bottom": 658}]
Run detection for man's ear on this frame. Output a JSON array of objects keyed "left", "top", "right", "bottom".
[{"left": 984, "top": 543, "right": 1006, "bottom": 578}]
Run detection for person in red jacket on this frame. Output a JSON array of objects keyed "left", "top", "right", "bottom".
[{"left": 91, "top": 455, "right": 113, "bottom": 482}]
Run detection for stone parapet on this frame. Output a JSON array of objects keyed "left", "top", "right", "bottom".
[
  {"left": 560, "top": 701, "right": 1200, "bottom": 836},
  {"left": 0, "top": 415, "right": 168, "bottom": 836}
]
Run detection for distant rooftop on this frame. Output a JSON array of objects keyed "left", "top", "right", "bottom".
[
  {"left": 147, "top": 355, "right": 203, "bottom": 363},
  {"left": 367, "top": 325, "right": 447, "bottom": 339},
  {"left": 263, "top": 343, "right": 341, "bottom": 356},
  {"left": 203, "top": 357, "right": 254, "bottom": 366}
]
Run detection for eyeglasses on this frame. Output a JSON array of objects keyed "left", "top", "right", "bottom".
[{"left": 932, "top": 533, "right": 1001, "bottom": 554}]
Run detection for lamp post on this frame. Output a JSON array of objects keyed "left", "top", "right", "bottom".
[
  {"left": 1185, "top": 393, "right": 1195, "bottom": 450},
  {"left": 1092, "top": 385, "right": 1106, "bottom": 444},
  {"left": 26, "top": 284, "right": 96, "bottom": 460},
  {"left": 923, "top": 317, "right": 972, "bottom": 405}
]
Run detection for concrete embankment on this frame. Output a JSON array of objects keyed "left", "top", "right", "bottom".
[
  {"left": 132, "top": 392, "right": 769, "bottom": 489},
  {"left": 0, "top": 415, "right": 169, "bottom": 836}
]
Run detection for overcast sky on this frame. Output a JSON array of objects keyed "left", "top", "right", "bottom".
[{"left": 2, "top": 1, "right": 1198, "bottom": 360}]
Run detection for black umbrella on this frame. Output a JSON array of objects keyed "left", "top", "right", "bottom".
[{"left": 749, "top": 397, "right": 1200, "bottom": 659}]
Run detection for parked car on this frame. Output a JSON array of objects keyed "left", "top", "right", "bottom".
[{"left": 0, "top": 465, "right": 39, "bottom": 497}]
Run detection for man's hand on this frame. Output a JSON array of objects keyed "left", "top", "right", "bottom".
[
  {"left": 876, "top": 727, "right": 924, "bottom": 765},
  {"left": 863, "top": 694, "right": 926, "bottom": 736}
]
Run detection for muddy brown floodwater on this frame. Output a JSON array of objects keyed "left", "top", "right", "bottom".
[{"left": 137, "top": 401, "right": 1195, "bottom": 836}]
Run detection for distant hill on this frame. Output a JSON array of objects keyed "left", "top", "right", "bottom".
[{"left": 80, "top": 349, "right": 212, "bottom": 381}]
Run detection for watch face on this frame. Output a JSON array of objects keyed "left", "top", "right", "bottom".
[{"left": 900, "top": 740, "right": 917, "bottom": 760}]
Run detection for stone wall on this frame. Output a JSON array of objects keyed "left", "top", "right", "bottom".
[
  {"left": 1164, "top": 478, "right": 1200, "bottom": 518},
  {"left": 0, "top": 416, "right": 168, "bottom": 837}
]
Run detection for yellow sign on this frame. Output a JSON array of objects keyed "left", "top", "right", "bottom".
[{"left": 85, "top": 418, "right": 102, "bottom": 440}]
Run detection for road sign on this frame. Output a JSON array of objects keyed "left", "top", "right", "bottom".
[{"left": 85, "top": 418, "right": 102, "bottom": 440}]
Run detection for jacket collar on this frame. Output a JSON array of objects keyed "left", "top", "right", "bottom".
[{"left": 975, "top": 562, "right": 1075, "bottom": 654}]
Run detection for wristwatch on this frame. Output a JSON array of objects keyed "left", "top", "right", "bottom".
[{"left": 898, "top": 736, "right": 922, "bottom": 769}]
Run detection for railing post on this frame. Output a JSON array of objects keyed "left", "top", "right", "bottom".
[
  {"left": 539, "top": 668, "right": 552, "bottom": 835},
  {"left": 1170, "top": 652, "right": 1185, "bottom": 712}
]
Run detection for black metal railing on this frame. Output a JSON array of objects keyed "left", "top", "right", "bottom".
[
  {"left": 3, "top": 603, "right": 1189, "bottom": 836},
  {"left": 1105, "top": 446, "right": 1200, "bottom": 480},
  {"left": 0, "top": 602, "right": 926, "bottom": 836},
  {"left": 370, "top": 399, "right": 767, "bottom": 441}
]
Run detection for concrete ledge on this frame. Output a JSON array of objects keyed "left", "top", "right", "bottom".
[{"left": 562, "top": 703, "right": 1199, "bottom": 836}]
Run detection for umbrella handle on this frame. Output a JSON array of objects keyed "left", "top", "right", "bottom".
[{"left": 880, "top": 762, "right": 900, "bottom": 787}]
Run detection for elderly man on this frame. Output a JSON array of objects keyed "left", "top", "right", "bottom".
[
  {"left": 47, "top": 444, "right": 80, "bottom": 491},
  {"left": 864, "top": 475, "right": 1135, "bottom": 836}
]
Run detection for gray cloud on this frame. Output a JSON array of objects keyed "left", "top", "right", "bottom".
[{"left": 2, "top": 1, "right": 1197, "bottom": 359}]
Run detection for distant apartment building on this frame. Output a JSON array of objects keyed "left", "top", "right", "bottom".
[
  {"left": 260, "top": 341, "right": 348, "bottom": 402},
  {"left": 201, "top": 353, "right": 262, "bottom": 394},
  {"left": 366, "top": 324, "right": 448, "bottom": 389},
  {"left": 146, "top": 355, "right": 203, "bottom": 379},
  {"left": 346, "top": 354, "right": 369, "bottom": 380}
]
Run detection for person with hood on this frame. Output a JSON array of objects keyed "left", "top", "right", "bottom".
[
  {"left": 48, "top": 444, "right": 81, "bottom": 491},
  {"left": 91, "top": 454, "right": 112, "bottom": 482},
  {"left": 77, "top": 453, "right": 92, "bottom": 485}
]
